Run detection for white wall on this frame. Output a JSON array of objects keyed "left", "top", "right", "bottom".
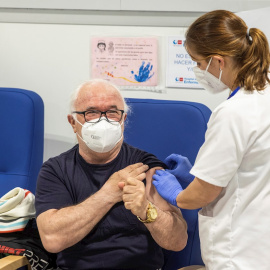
[
  {"left": 0, "top": 22, "right": 230, "bottom": 160},
  {"left": 1, "top": 5, "right": 269, "bottom": 161}
]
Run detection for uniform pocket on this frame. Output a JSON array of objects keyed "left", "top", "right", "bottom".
[{"left": 198, "top": 209, "right": 215, "bottom": 269}]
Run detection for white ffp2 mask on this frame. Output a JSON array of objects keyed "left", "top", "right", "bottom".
[
  {"left": 193, "top": 57, "right": 228, "bottom": 94},
  {"left": 75, "top": 117, "right": 123, "bottom": 153}
]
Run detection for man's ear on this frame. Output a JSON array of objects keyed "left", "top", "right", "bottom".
[
  {"left": 67, "top": 114, "right": 77, "bottom": 133},
  {"left": 124, "top": 113, "right": 127, "bottom": 121}
]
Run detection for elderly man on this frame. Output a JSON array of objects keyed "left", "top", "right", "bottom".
[{"left": 35, "top": 79, "right": 187, "bottom": 270}]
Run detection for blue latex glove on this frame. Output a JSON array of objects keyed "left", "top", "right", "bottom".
[
  {"left": 164, "top": 154, "right": 194, "bottom": 184},
  {"left": 153, "top": 170, "right": 183, "bottom": 207}
]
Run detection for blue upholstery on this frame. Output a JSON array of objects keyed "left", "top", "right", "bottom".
[
  {"left": 0, "top": 88, "right": 44, "bottom": 196},
  {"left": 124, "top": 98, "right": 211, "bottom": 269}
]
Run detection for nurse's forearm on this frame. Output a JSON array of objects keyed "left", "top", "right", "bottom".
[{"left": 176, "top": 177, "right": 222, "bottom": 209}]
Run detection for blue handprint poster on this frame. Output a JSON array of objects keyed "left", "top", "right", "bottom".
[{"left": 91, "top": 37, "right": 158, "bottom": 86}]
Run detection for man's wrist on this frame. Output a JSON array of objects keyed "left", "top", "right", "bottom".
[
  {"left": 98, "top": 187, "right": 118, "bottom": 206},
  {"left": 137, "top": 202, "right": 148, "bottom": 220}
]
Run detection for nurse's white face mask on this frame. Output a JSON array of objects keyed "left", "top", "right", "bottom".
[
  {"left": 75, "top": 117, "right": 123, "bottom": 153},
  {"left": 193, "top": 57, "right": 228, "bottom": 94}
]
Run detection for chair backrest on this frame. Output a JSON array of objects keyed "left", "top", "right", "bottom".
[
  {"left": 0, "top": 88, "right": 44, "bottom": 196},
  {"left": 124, "top": 98, "right": 211, "bottom": 269}
]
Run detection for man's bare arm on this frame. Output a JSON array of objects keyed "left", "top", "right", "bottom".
[
  {"left": 37, "top": 190, "right": 114, "bottom": 253},
  {"left": 123, "top": 167, "right": 188, "bottom": 251},
  {"left": 37, "top": 163, "right": 148, "bottom": 253},
  {"left": 144, "top": 167, "right": 187, "bottom": 251}
]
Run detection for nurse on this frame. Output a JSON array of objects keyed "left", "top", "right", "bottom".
[{"left": 153, "top": 10, "right": 270, "bottom": 270}]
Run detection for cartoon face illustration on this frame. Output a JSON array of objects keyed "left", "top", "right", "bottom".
[{"left": 97, "top": 41, "right": 106, "bottom": 52}]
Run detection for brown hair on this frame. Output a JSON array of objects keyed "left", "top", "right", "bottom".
[{"left": 185, "top": 10, "right": 270, "bottom": 91}]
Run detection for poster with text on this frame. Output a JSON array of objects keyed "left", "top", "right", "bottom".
[
  {"left": 166, "top": 36, "right": 201, "bottom": 89},
  {"left": 91, "top": 37, "right": 158, "bottom": 86}
]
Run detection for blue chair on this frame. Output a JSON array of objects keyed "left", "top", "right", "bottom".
[
  {"left": 0, "top": 88, "right": 44, "bottom": 270},
  {"left": 0, "top": 88, "right": 44, "bottom": 197},
  {"left": 124, "top": 98, "right": 211, "bottom": 269}
]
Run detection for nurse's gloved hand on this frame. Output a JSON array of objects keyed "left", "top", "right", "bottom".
[
  {"left": 153, "top": 170, "right": 183, "bottom": 207},
  {"left": 164, "top": 154, "right": 194, "bottom": 184}
]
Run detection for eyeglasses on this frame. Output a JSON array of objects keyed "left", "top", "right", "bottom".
[{"left": 72, "top": 109, "right": 125, "bottom": 123}]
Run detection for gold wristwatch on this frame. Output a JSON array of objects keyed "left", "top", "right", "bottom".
[{"left": 137, "top": 201, "right": 158, "bottom": 223}]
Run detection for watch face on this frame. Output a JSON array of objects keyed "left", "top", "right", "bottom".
[{"left": 149, "top": 207, "right": 158, "bottom": 220}]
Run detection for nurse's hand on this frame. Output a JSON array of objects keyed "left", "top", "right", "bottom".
[
  {"left": 153, "top": 170, "right": 183, "bottom": 207},
  {"left": 164, "top": 154, "right": 194, "bottom": 184}
]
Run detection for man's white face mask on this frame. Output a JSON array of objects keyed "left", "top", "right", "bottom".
[
  {"left": 193, "top": 57, "right": 228, "bottom": 94},
  {"left": 75, "top": 117, "right": 123, "bottom": 153}
]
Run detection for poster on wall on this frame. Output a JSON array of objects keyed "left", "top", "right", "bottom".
[
  {"left": 166, "top": 36, "right": 201, "bottom": 89},
  {"left": 91, "top": 37, "right": 158, "bottom": 87}
]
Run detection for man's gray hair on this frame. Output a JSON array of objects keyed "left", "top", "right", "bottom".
[{"left": 69, "top": 79, "right": 130, "bottom": 114}]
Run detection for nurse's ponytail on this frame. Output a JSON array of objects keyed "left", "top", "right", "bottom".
[
  {"left": 185, "top": 10, "right": 270, "bottom": 91},
  {"left": 236, "top": 28, "right": 270, "bottom": 90}
]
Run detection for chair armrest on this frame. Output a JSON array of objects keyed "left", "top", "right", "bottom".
[
  {"left": 0, "top": 255, "right": 31, "bottom": 270},
  {"left": 178, "top": 266, "right": 205, "bottom": 270}
]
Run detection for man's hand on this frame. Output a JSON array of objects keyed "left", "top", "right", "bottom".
[
  {"left": 122, "top": 177, "right": 148, "bottom": 219},
  {"left": 102, "top": 163, "right": 149, "bottom": 204},
  {"left": 153, "top": 170, "right": 183, "bottom": 207}
]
